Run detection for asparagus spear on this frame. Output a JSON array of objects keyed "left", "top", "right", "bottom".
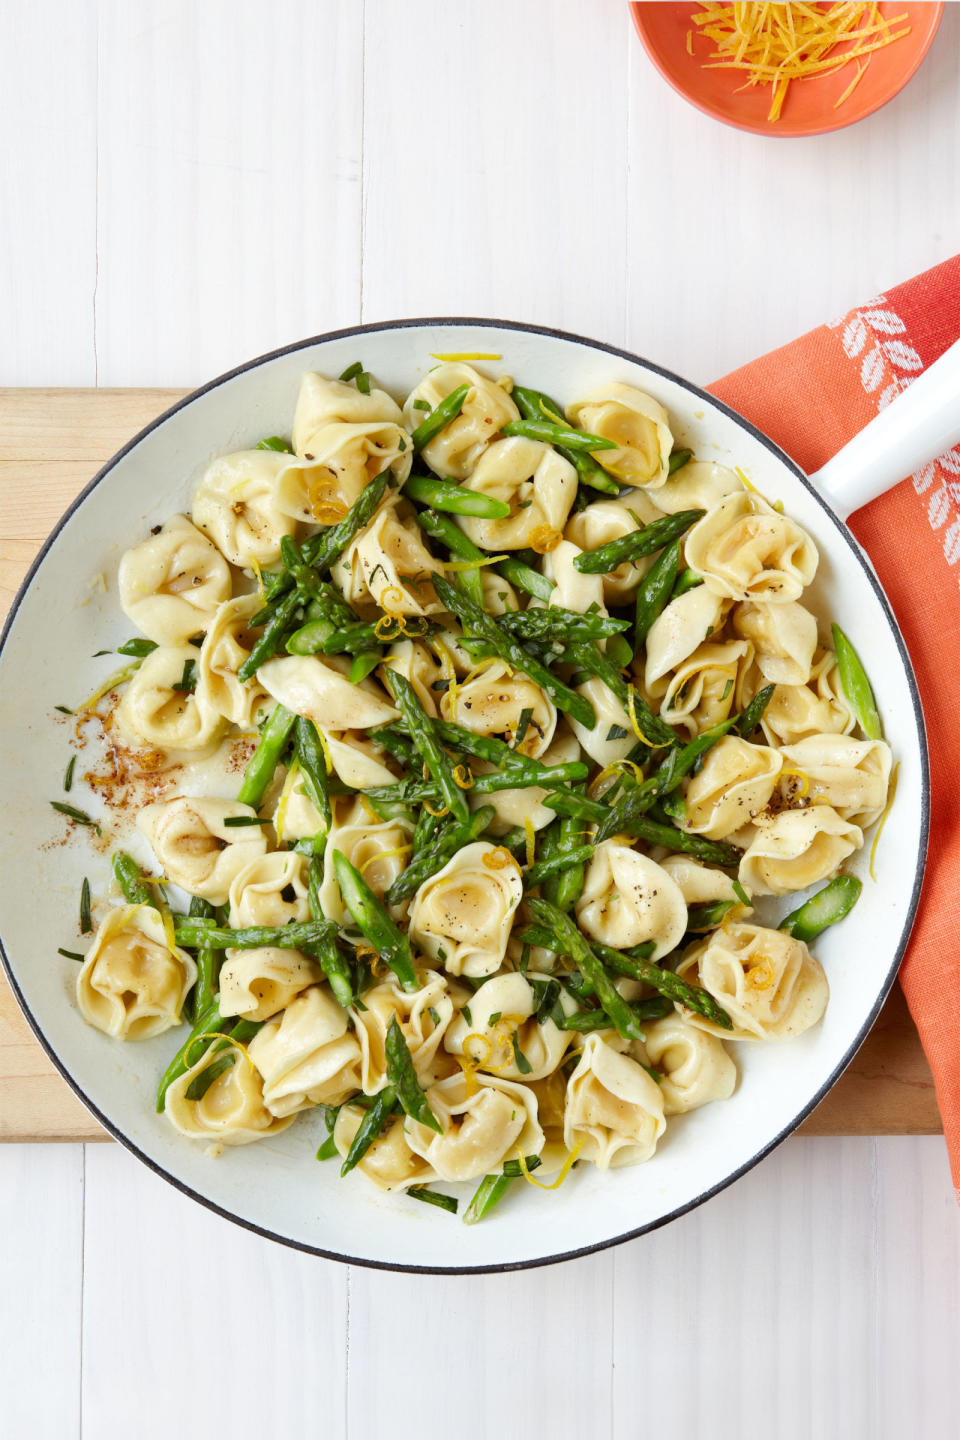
[
  {"left": 525, "top": 898, "right": 643, "bottom": 1041},
  {"left": 433, "top": 576, "right": 596, "bottom": 730},
  {"left": 236, "top": 703, "right": 297, "bottom": 809},
  {"left": 333, "top": 851, "right": 417, "bottom": 991},
  {"left": 340, "top": 1086, "right": 398, "bottom": 1175},
  {"left": 779, "top": 875, "right": 863, "bottom": 943},
  {"left": 462, "top": 1155, "right": 544, "bottom": 1224},
  {"left": 668, "top": 448, "right": 693, "bottom": 475},
  {"left": 237, "top": 588, "right": 301, "bottom": 682},
  {"left": 831, "top": 623, "right": 882, "bottom": 740},
  {"left": 411, "top": 383, "right": 470, "bottom": 452},
  {"left": 593, "top": 941, "right": 733, "bottom": 1030},
  {"left": 498, "top": 608, "right": 630, "bottom": 643},
  {"left": 404, "top": 474, "right": 509, "bottom": 518},
  {"left": 385, "top": 1016, "right": 442, "bottom": 1132},
  {"left": 735, "top": 684, "right": 775, "bottom": 739},
  {"left": 573, "top": 510, "right": 704, "bottom": 575},
  {"left": 522, "top": 843, "right": 595, "bottom": 888},
  {"left": 385, "top": 806, "right": 495, "bottom": 905},
  {"left": 112, "top": 851, "right": 154, "bottom": 907},
  {"left": 293, "top": 716, "right": 333, "bottom": 835},
  {"left": 300, "top": 470, "right": 391, "bottom": 575},
  {"left": 502, "top": 419, "right": 617, "bottom": 452},
  {"left": 634, "top": 537, "right": 682, "bottom": 647},
  {"left": 511, "top": 386, "right": 620, "bottom": 495},
  {"left": 172, "top": 917, "right": 336, "bottom": 950},
  {"left": 387, "top": 671, "right": 470, "bottom": 825}
]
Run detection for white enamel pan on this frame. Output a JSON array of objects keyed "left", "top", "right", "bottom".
[{"left": 1, "top": 320, "right": 958, "bottom": 1273}]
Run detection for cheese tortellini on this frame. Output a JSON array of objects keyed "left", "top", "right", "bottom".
[
  {"left": 218, "top": 947, "right": 322, "bottom": 1022},
  {"left": 564, "top": 1034, "right": 667, "bottom": 1168},
  {"left": 458, "top": 438, "right": 577, "bottom": 552},
  {"left": 440, "top": 661, "right": 556, "bottom": 759},
  {"left": 333, "top": 495, "right": 442, "bottom": 615},
  {"left": 642, "top": 1016, "right": 737, "bottom": 1113},
  {"left": 567, "top": 383, "right": 673, "bottom": 488},
  {"left": 576, "top": 843, "right": 687, "bottom": 960},
  {"left": 164, "top": 1044, "right": 295, "bottom": 1148},
  {"left": 191, "top": 450, "right": 298, "bottom": 568},
  {"left": 404, "top": 1072, "right": 545, "bottom": 1183},
  {"left": 676, "top": 923, "right": 829, "bottom": 1042},
  {"left": 408, "top": 841, "right": 523, "bottom": 977},
  {"left": 738, "top": 807, "right": 863, "bottom": 896},
  {"left": 77, "top": 906, "right": 196, "bottom": 1041},
  {"left": 118, "top": 515, "right": 231, "bottom": 645},
  {"left": 402, "top": 362, "right": 519, "bottom": 478},
  {"left": 197, "top": 594, "right": 274, "bottom": 726},
  {"left": 257, "top": 654, "right": 400, "bottom": 731},
  {"left": 247, "top": 985, "right": 363, "bottom": 1116},
  {"left": 137, "top": 795, "right": 268, "bottom": 905},
  {"left": 70, "top": 358, "right": 892, "bottom": 1214},
  {"left": 682, "top": 736, "right": 783, "bottom": 839},
  {"left": 117, "top": 644, "right": 226, "bottom": 753},
  {"left": 686, "top": 492, "right": 818, "bottom": 603}
]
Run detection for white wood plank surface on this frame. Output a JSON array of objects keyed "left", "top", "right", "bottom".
[
  {"left": 0, "top": 1146, "right": 84, "bottom": 1438},
  {"left": 94, "top": 0, "right": 364, "bottom": 387},
  {"left": 81, "top": 1142, "right": 349, "bottom": 1434},
  {"left": 0, "top": 1, "right": 98, "bottom": 386},
  {"left": 1, "top": 1, "right": 959, "bottom": 1434}
]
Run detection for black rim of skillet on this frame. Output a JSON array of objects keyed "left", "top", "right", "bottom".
[{"left": 0, "top": 316, "right": 931, "bottom": 1275}]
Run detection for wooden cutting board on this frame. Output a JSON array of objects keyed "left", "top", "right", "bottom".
[{"left": 0, "top": 388, "right": 943, "bottom": 1141}]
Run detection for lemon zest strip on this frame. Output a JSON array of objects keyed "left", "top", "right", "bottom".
[{"left": 516, "top": 1142, "right": 583, "bottom": 1190}]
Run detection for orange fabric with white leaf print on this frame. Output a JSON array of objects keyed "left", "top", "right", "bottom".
[{"left": 709, "top": 254, "right": 960, "bottom": 1192}]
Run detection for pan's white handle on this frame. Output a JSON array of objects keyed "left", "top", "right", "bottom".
[{"left": 808, "top": 336, "right": 960, "bottom": 521}]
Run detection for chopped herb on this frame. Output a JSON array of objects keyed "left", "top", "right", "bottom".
[
  {"left": 51, "top": 801, "right": 100, "bottom": 834},
  {"left": 639, "top": 1062, "right": 663, "bottom": 1085},
  {"left": 356, "top": 370, "right": 371, "bottom": 395},
  {"left": 519, "top": 941, "right": 531, "bottom": 974},
  {"left": 54, "top": 705, "right": 74, "bottom": 715},
  {"left": 511, "top": 1030, "right": 533, "bottom": 1074},
  {"left": 462, "top": 1003, "right": 473, "bottom": 1026},
  {"left": 171, "top": 657, "right": 198, "bottom": 692},
  {"left": 338, "top": 361, "right": 363, "bottom": 382},
  {"left": 256, "top": 436, "right": 294, "bottom": 453},
  {"left": 437, "top": 946, "right": 448, "bottom": 963},
  {"left": 720, "top": 678, "right": 733, "bottom": 702},
  {"left": 57, "top": 948, "right": 84, "bottom": 961},
  {"left": 408, "top": 1186, "right": 458, "bottom": 1214},
  {"left": 412, "top": 398, "right": 432, "bottom": 411},
  {"left": 428, "top": 1006, "right": 440, "bottom": 1025},
  {"left": 80, "top": 878, "right": 92, "bottom": 935},
  {"left": 732, "top": 880, "right": 751, "bottom": 907},
  {"left": 430, "top": 679, "right": 450, "bottom": 692},
  {"left": 315, "top": 1105, "right": 340, "bottom": 1160},
  {"left": 91, "top": 649, "right": 112, "bottom": 657},
  {"left": 517, "top": 499, "right": 533, "bottom": 510},
  {"left": 513, "top": 706, "right": 534, "bottom": 749},
  {"left": 116, "top": 638, "right": 159, "bottom": 658},
  {"left": 63, "top": 756, "right": 76, "bottom": 792},
  {"left": 488, "top": 1011, "right": 502, "bottom": 1026},
  {"left": 606, "top": 724, "right": 629, "bottom": 741},
  {"left": 397, "top": 436, "right": 406, "bottom": 452},
  {"left": 222, "top": 816, "right": 271, "bottom": 827}
]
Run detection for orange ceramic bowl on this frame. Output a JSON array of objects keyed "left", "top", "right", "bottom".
[{"left": 629, "top": 2, "right": 943, "bottom": 137}]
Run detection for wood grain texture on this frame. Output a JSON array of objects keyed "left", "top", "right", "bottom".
[{"left": 0, "top": 386, "right": 941, "bottom": 1141}]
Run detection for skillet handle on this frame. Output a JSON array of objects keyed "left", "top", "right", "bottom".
[{"left": 808, "top": 336, "right": 960, "bottom": 521}]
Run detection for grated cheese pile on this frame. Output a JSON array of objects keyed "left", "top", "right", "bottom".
[{"left": 689, "top": 3, "right": 911, "bottom": 122}]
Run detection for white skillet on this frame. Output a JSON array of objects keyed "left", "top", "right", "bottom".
[{"left": 1, "top": 320, "right": 958, "bottom": 1273}]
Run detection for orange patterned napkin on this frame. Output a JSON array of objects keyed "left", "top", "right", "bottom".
[{"left": 709, "top": 255, "right": 960, "bottom": 1192}]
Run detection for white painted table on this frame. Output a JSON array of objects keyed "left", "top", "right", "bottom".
[{"left": 2, "top": 3, "right": 959, "bottom": 1435}]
